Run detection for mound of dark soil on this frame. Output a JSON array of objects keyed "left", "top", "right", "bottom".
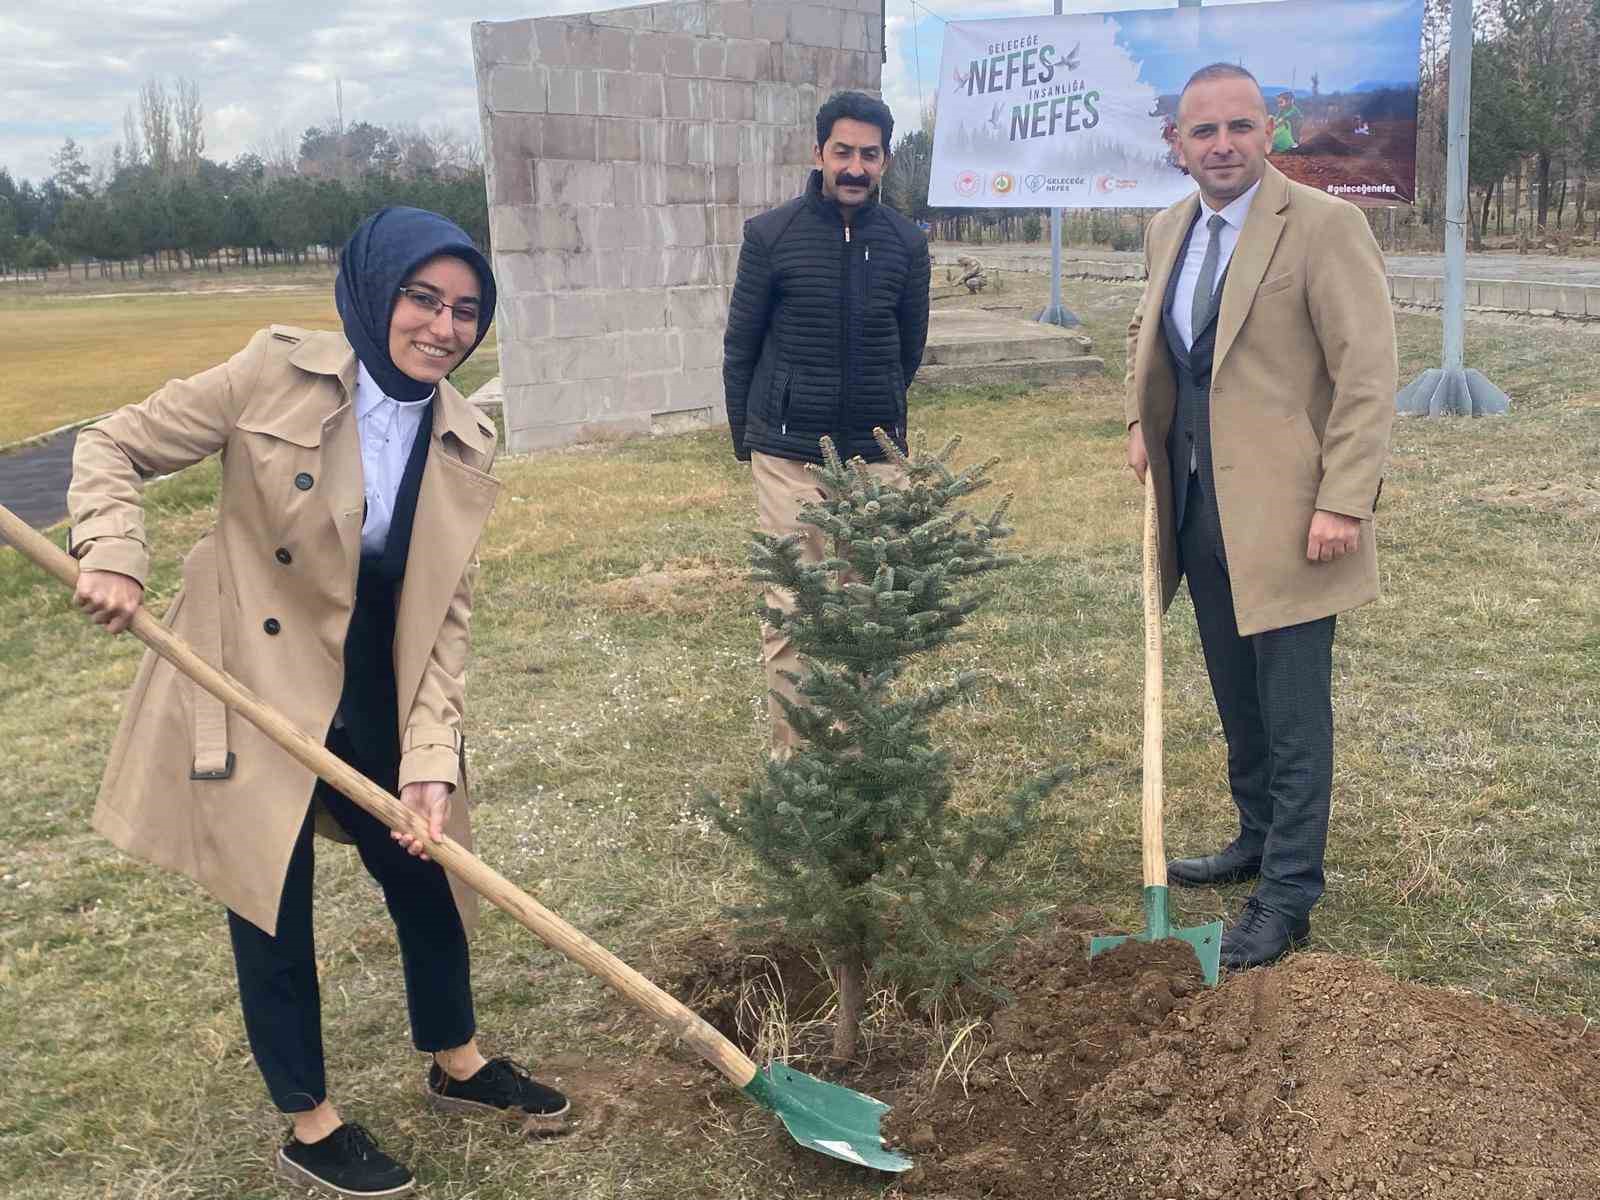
[{"left": 882, "top": 930, "right": 1600, "bottom": 1199}]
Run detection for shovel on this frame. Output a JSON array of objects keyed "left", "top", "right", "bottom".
[
  {"left": 0, "top": 502, "right": 911, "bottom": 1174},
  {"left": 1088, "top": 472, "right": 1222, "bottom": 986}
]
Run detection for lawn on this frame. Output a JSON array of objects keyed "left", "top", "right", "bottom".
[
  {"left": 0, "top": 269, "right": 500, "bottom": 447},
  {"left": 0, "top": 281, "right": 1597, "bottom": 1198}
]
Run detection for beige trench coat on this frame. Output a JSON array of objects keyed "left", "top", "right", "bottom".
[
  {"left": 68, "top": 326, "right": 501, "bottom": 934},
  {"left": 1125, "top": 164, "right": 1397, "bottom": 636}
]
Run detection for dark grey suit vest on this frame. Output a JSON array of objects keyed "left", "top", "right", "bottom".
[{"left": 1162, "top": 214, "right": 1230, "bottom": 535}]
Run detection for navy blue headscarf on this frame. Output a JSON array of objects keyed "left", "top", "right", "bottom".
[{"left": 334, "top": 206, "right": 497, "bottom": 402}]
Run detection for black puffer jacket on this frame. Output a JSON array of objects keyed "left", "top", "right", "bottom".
[{"left": 723, "top": 170, "right": 931, "bottom": 464}]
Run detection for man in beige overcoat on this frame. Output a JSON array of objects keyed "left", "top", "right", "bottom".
[{"left": 1125, "top": 65, "right": 1396, "bottom": 970}]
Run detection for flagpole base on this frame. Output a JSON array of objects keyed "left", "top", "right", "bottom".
[
  {"left": 1036, "top": 304, "right": 1081, "bottom": 328},
  {"left": 1396, "top": 367, "right": 1510, "bottom": 416}
]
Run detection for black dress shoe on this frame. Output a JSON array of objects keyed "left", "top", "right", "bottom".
[
  {"left": 426, "top": 1057, "right": 571, "bottom": 1133},
  {"left": 1167, "top": 843, "right": 1263, "bottom": 887},
  {"left": 277, "top": 1123, "right": 414, "bottom": 1198},
  {"left": 1220, "top": 897, "right": 1310, "bottom": 970}
]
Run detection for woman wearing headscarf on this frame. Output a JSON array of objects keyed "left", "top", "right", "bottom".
[{"left": 67, "top": 207, "right": 566, "bottom": 1198}]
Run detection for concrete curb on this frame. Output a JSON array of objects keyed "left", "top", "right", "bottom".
[
  {"left": 930, "top": 250, "right": 1600, "bottom": 322},
  {"left": 0, "top": 412, "right": 109, "bottom": 458}
]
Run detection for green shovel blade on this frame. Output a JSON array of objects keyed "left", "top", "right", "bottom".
[
  {"left": 1088, "top": 885, "right": 1223, "bottom": 986},
  {"left": 742, "top": 1063, "right": 913, "bottom": 1172}
]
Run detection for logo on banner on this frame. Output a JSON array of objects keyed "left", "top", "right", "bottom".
[
  {"left": 1094, "top": 175, "right": 1139, "bottom": 194},
  {"left": 1024, "top": 174, "right": 1086, "bottom": 196},
  {"left": 991, "top": 172, "right": 1016, "bottom": 196},
  {"left": 954, "top": 170, "right": 983, "bottom": 197}
]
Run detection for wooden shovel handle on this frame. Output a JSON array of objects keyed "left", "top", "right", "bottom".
[
  {"left": 1141, "top": 473, "right": 1167, "bottom": 889},
  {"left": 0, "top": 504, "right": 758, "bottom": 1089}
]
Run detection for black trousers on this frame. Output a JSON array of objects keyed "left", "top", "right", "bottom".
[
  {"left": 1178, "top": 474, "right": 1335, "bottom": 919},
  {"left": 227, "top": 727, "right": 475, "bottom": 1113}
]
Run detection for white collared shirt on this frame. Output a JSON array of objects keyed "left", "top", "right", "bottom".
[
  {"left": 1169, "top": 180, "right": 1261, "bottom": 351},
  {"left": 354, "top": 362, "right": 432, "bottom": 556}
]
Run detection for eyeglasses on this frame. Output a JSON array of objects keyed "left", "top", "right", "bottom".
[{"left": 397, "top": 286, "right": 482, "bottom": 327}]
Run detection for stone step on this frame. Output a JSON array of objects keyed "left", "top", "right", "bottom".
[
  {"left": 913, "top": 357, "right": 1105, "bottom": 391},
  {"left": 922, "top": 307, "right": 1097, "bottom": 368},
  {"left": 924, "top": 335, "right": 1096, "bottom": 366}
]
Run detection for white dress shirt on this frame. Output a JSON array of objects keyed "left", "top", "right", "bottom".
[
  {"left": 1169, "top": 180, "right": 1261, "bottom": 351},
  {"left": 354, "top": 362, "right": 432, "bottom": 556}
]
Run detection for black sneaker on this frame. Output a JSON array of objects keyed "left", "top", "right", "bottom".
[
  {"left": 276, "top": 1123, "right": 414, "bottom": 1198},
  {"left": 426, "top": 1057, "right": 572, "bottom": 1132}
]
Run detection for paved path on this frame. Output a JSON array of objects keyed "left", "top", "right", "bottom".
[
  {"left": 931, "top": 242, "right": 1600, "bottom": 286},
  {"left": 1381, "top": 253, "right": 1600, "bottom": 284},
  {"left": 0, "top": 431, "right": 76, "bottom": 530}
]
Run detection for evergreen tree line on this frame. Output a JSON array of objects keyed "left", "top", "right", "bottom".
[{"left": 0, "top": 79, "right": 489, "bottom": 282}]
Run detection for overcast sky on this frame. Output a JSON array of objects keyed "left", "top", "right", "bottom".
[{"left": 6, "top": 0, "right": 1290, "bottom": 188}]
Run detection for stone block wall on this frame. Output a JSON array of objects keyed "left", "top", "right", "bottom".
[{"left": 473, "top": 0, "right": 884, "bottom": 452}]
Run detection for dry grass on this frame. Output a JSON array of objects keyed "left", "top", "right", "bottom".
[
  {"left": 0, "top": 290, "right": 341, "bottom": 445},
  {"left": 1, "top": 280, "right": 1597, "bottom": 1197},
  {"left": 0, "top": 275, "right": 501, "bottom": 446}
]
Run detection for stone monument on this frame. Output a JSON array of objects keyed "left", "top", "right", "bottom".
[{"left": 473, "top": 0, "right": 884, "bottom": 453}]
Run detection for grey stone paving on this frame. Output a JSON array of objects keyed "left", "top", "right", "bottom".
[{"left": 0, "top": 431, "right": 76, "bottom": 530}]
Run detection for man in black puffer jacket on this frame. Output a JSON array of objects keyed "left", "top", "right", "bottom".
[{"left": 723, "top": 90, "right": 931, "bottom": 756}]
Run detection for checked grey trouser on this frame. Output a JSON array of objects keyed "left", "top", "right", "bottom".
[
  {"left": 750, "top": 451, "right": 903, "bottom": 759},
  {"left": 1178, "top": 472, "right": 1336, "bottom": 920}
]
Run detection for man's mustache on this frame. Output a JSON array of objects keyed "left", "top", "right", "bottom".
[{"left": 836, "top": 173, "right": 873, "bottom": 189}]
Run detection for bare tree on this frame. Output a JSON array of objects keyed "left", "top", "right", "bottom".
[
  {"left": 88, "top": 143, "right": 116, "bottom": 193},
  {"left": 250, "top": 127, "right": 300, "bottom": 179},
  {"left": 122, "top": 105, "right": 143, "bottom": 169},
  {"left": 141, "top": 79, "right": 174, "bottom": 176},
  {"left": 175, "top": 78, "right": 205, "bottom": 176},
  {"left": 380, "top": 124, "right": 482, "bottom": 178},
  {"left": 455, "top": 129, "right": 483, "bottom": 172},
  {"left": 1414, "top": 0, "right": 1450, "bottom": 228},
  {"left": 390, "top": 123, "right": 439, "bottom": 177}
]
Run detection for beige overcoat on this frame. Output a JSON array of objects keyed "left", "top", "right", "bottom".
[
  {"left": 1125, "top": 163, "right": 1397, "bottom": 636},
  {"left": 68, "top": 326, "right": 501, "bottom": 934}
]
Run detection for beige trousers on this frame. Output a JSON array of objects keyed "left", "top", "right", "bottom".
[{"left": 751, "top": 451, "right": 904, "bottom": 758}]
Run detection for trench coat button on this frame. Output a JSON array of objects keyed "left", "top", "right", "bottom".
[
  {"left": 274, "top": 548, "right": 292, "bottom": 565},
  {"left": 263, "top": 618, "right": 282, "bottom": 636},
  {"left": 294, "top": 472, "right": 314, "bottom": 491}
]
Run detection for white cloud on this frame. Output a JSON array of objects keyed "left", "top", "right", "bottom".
[{"left": 3, "top": 0, "right": 574, "bottom": 182}]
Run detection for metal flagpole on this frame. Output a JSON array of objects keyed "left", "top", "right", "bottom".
[
  {"left": 1396, "top": 0, "right": 1509, "bottom": 415},
  {"left": 1036, "top": 0, "right": 1080, "bottom": 327}
]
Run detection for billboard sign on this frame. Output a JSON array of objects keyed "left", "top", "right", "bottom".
[{"left": 927, "top": 0, "right": 1425, "bottom": 209}]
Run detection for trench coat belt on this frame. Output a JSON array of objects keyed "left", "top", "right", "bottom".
[{"left": 183, "top": 534, "right": 233, "bottom": 780}]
